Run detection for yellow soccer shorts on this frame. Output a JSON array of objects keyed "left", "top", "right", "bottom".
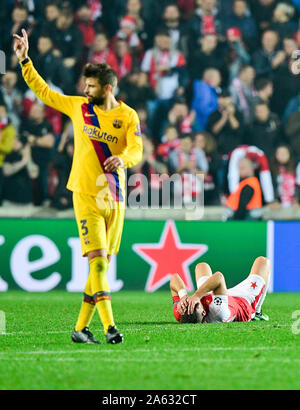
[{"left": 73, "top": 192, "right": 125, "bottom": 257}]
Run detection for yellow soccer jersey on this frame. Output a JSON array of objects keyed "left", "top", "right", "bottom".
[{"left": 21, "top": 58, "right": 143, "bottom": 201}]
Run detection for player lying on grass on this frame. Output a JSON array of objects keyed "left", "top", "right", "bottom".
[{"left": 170, "top": 257, "right": 270, "bottom": 323}]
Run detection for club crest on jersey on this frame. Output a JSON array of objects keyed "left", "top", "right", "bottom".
[
  {"left": 134, "top": 123, "right": 142, "bottom": 137},
  {"left": 214, "top": 297, "right": 222, "bottom": 306},
  {"left": 113, "top": 119, "right": 123, "bottom": 129}
]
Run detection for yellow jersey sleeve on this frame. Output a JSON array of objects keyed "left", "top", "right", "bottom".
[
  {"left": 118, "top": 110, "right": 143, "bottom": 168},
  {"left": 20, "top": 58, "right": 79, "bottom": 117}
]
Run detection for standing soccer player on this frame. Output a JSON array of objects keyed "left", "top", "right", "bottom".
[{"left": 14, "top": 29, "right": 143, "bottom": 344}]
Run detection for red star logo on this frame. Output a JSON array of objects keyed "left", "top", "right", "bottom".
[
  {"left": 251, "top": 282, "right": 257, "bottom": 289},
  {"left": 133, "top": 220, "right": 208, "bottom": 292}
]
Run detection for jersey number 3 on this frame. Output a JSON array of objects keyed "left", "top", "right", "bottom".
[{"left": 80, "top": 219, "right": 88, "bottom": 236}]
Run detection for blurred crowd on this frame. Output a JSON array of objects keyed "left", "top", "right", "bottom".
[{"left": 1, "top": 0, "right": 300, "bottom": 213}]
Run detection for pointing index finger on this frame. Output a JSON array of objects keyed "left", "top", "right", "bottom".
[{"left": 22, "top": 29, "right": 28, "bottom": 46}]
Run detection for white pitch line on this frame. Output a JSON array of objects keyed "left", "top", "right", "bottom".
[
  {"left": 1, "top": 323, "right": 292, "bottom": 336},
  {"left": 0, "top": 346, "right": 296, "bottom": 356},
  {"left": 0, "top": 357, "right": 299, "bottom": 364}
]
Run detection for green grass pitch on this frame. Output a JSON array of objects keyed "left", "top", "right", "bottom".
[{"left": 0, "top": 291, "right": 299, "bottom": 390}]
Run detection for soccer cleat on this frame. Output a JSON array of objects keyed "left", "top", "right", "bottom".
[
  {"left": 252, "top": 311, "right": 270, "bottom": 321},
  {"left": 105, "top": 325, "right": 123, "bottom": 344},
  {"left": 71, "top": 327, "right": 102, "bottom": 344}
]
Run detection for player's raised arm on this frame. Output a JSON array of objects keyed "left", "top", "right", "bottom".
[
  {"left": 188, "top": 272, "right": 227, "bottom": 315},
  {"left": 13, "top": 29, "right": 76, "bottom": 117}
]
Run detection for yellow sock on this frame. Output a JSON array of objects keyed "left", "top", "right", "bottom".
[
  {"left": 75, "top": 274, "right": 96, "bottom": 331},
  {"left": 90, "top": 256, "right": 115, "bottom": 333}
]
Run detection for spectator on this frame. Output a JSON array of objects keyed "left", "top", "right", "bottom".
[
  {"left": 271, "top": 41, "right": 300, "bottom": 116},
  {"left": 75, "top": 4, "right": 96, "bottom": 49},
  {"left": 51, "top": 133, "right": 74, "bottom": 210},
  {"left": 250, "top": 0, "right": 278, "bottom": 33},
  {"left": 225, "top": 157, "right": 263, "bottom": 220},
  {"left": 169, "top": 133, "right": 209, "bottom": 175},
  {"left": 3, "top": 5, "right": 31, "bottom": 55},
  {"left": 230, "top": 64, "right": 256, "bottom": 124},
  {"left": 129, "top": 134, "right": 167, "bottom": 207},
  {"left": 167, "top": 98, "right": 195, "bottom": 136},
  {"left": 2, "top": 137, "right": 38, "bottom": 205},
  {"left": 49, "top": 10, "right": 83, "bottom": 92},
  {"left": 45, "top": 2, "right": 60, "bottom": 23},
  {"left": 157, "top": 125, "right": 180, "bottom": 162},
  {"left": 225, "top": 0, "right": 258, "bottom": 51},
  {"left": 20, "top": 103, "right": 55, "bottom": 206},
  {"left": 283, "top": 92, "right": 300, "bottom": 126},
  {"left": 270, "top": 2, "right": 298, "bottom": 39},
  {"left": 187, "top": 0, "right": 223, "bottom": 55},
  {"left": 270, "top": 144, "right": 297, "bottom": 208},
  {"left": 114, "top": 38, "right": 133, "bottom": 79},
  {"left": 141, "top": 30, "right": 187, "bottom": 100},
  {"left": 281, "top": 35, "right": 299, "bottom": 62},
  {"left": 0, "top": 104, "right": 16, "bottom": 205},
  {"left": 111, "top": 14, "right": 144, "bottom": 64},
  {"left": 141, "top": 29, "right": 188, "bottom": 137},
  {"left": 253, "top": 77, "right": 274, "bottom": 105},
  {"left": 177, "top": 0, "right": 196, "bottom": 21},
  {"left": 125, "top": 0, "right": 150, "bottom": 49},
  {"left": 194, "top": 131, "right": 221, "bottom": 205},
  {"left": 207, "top": 90, "right": 244, "bottom": 155},
  {"left": 0, "top": 71, "right": 23, "bottom": 131},
  {"left": 33, "top": 36, "right": 71, "bottom": 95},
  {"left": 284, "top": 111, "right": 300, "bottom": 162},
  {"left": 88, "top": 33, "right": 119, "bottom": 76},
  {"left": 36, "top": 2, "right": 60, "bottom": 39},
  {"left": 252, "top": 29, "right": 283, "bottom": 77},
  {"left": 227, "top": 145, "right": 275, "bottom": 204},
  {"left": 189, "top": 33, "right": 225, "bottom": 81},
  {"left": 226, "top": 27, "right": 251, "bottom": 83},
  {"left": 126, "top": 0, "right": 144, "bottom": 33},
  {"left": 191, "top": 68, "right": 221, "bottom": 131},
  {"left": 246, "top": 102, "right": 282, "bottom": 159},
  {"left": 118, "top": 70, "right": 155, "bottom": 109},
  {"left": 168, "top": 132, "right": 209, "bottom": 205},
  {"left": 159, "top": 4, "right": 186, "bottom": 52},
  {"left": 135, "top": 104, "right": 150, "bottom": 135},
  {"left": 99, "top": 0, "right": 126, "bottom": 38}
]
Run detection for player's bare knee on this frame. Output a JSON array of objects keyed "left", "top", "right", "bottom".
[
  {"left": 214, "top": 271, "right": 224, "bottom": 282},
  {"left": 195, "top": 262, "right": 212, "bottom": 278},
  {"left": 213, "top": 271, "right": 227, "bottom": 295},
  {"left": 255, "top": 256, "right": 270, "bottom": 266}
]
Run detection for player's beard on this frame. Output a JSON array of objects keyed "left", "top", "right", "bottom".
[{"left": 88, "top": 95, "right": 106, "bottom": 105}]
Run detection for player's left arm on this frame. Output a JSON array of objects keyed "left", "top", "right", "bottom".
[
  {"left": 104, "top": 110, "right": 143, "bottom": 172},
  {"left": 188, "top": 272, "right": 227, "bottom": 314},
  {"left": 170, "top": 274, "right": 189, "bottom": 314}
]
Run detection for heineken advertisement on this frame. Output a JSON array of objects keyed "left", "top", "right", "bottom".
[{"left": 0, "top": 218, "right": 268, "bottom": 292}]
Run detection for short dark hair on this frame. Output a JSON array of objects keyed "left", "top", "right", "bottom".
[
  {"left": 155, "top": 29, "right": 171, "bottom": 38},
  {"left": 180, "top": 311, "right": 199, "bottom": 324},
  {"left": 179, "top": 132, "right": 194, "bottom": 141},
  {"left": 83, "top": 63, "right": 118, "bottom": 88},
  {"left": 254, "top": 77, "right": 272, "bottom": 92}
]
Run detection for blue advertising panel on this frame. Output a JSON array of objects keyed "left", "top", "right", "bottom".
[{"left": 273, "top": 222, "right": 300, "bottom": 292}]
